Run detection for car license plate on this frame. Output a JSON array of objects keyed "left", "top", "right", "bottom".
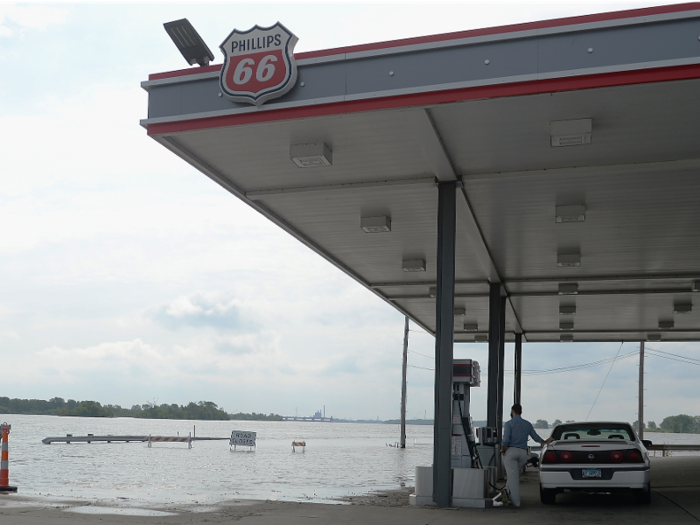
[{"left": 582, "top": 469, "right": 602, "bottom": 478}]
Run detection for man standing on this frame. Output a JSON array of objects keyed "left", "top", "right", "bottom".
[{"left": 500, "top": 403, "right": 552, "bottom": 507}]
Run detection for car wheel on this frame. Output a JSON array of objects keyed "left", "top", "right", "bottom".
[
  {"left": 633, "top": 483, "right": 651, "bottom": 505},
  {"left": 540, "top": 485, "right": 556, "bottom": 505}
]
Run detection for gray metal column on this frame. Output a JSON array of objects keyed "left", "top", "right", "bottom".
[
  {"left": 496, "top": 295, "right": 506, "bottom": 442},
  {"left": 638, "top": 341, "right": 645, "bottom": 439},
  {"left": 486, "top": 284, "right": 502, "bottom": 432},
  {"left": 400, "top": 316, "right": 409, "bottom": 448},
  {"left": 514, "top": 333, "right": 523, "bottom": 406},
  {"left": 433, "top": 181, "right": 456, "bottom": 508}
]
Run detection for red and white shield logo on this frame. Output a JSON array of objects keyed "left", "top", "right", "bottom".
[{"left": 220, "top": 23, "right": 298, "bottom": 106}]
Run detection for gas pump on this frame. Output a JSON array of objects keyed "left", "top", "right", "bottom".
[
  {"left": 410, "top": 358, "right": 495, "bottom": 507},
  {"left": 451, "top": 359, "right": 481, "bottom": 469}
]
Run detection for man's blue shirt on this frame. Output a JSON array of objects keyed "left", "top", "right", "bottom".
[{"left": 502, "top": 415, "right": 544, "bottom": 449}]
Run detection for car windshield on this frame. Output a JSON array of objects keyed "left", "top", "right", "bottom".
[{"left": 552, "top": 423, "right": 635, "bottom": 441}]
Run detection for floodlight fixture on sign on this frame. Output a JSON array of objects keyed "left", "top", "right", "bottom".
[
  {"left": 290, "top": 143, "right": 333, "bottom": 168},
  {"left": 558, "top": 283, "right": 579, "bottom": 295},
  {"left": 659, "top": 320, "right": 675, "bottom": 330},
  {"left": 550, "top": 118, "right": 592, "bottom": 147},
  {"left": 164, "top": 19, "right": 215, "bottom": 67},
  {"left": 360, "top": 216, "right": 391, "bottom": 233},
  {"left": 402, "top": 259, "right": 426, "bottom": 272},
  {"left": 463, "top": 323, "right": 478, "bottom": 332},
  {"left": 559, "top": 305, "right": 577, "bottom": 315},
  {"left": 560, "top": 334, "right": 574, "bottom": 342},
  {"left": 555, "top": 205, "right": 586, "bottom": 223},
  {"left": 647, "top": 333, "right": 662, "bottom": 341},
  {"left": 674, "top": 303, "right": 693, "bottom": 314},
  {"left": 557, "top": 253, "right": 581, "bottom": 267},
  {"left": 559, "top": 321, "right": 574, "bottom": 331}
]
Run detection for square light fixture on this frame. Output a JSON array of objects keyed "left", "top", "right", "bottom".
[
  {"left": 550, "top": 118, "right": 592, "bottom": 147},
  {"left": 290, "top": 143, "right": 333, "bottom": 168},
  {"left": 475, "top": 335, "right": 488, "bottom": 342},
  {"left": 560, "top": 334, "right": 574, "bottom": 342},
  {"left": 164, "top": 19, "right": 215, "bottom": 67},
  {"left": 557, "top": 253, "right": 581, "bottom": 267},
  {"left": 558, "top": 283, "right": 579, "bottom": 295},
  {"left": 659, "top": 320, "right": 675, "bottom": 330},
  {"left": 647, "top": 333, "right": 662, "bottom": 341},
  {"left": 360, "top": 216, "right": 391, "bottom": 233},
  {"left": 692, "top": 280, "right": 700, "bottom": 292},
  {"left": 559, "top": 321, "right": 574, "bottom": 331},
  {"left": 428, "top": 287, "right": 437, "bottom": 298},
  {"left": 674, "top": 303, "right": 693, "bottom": 314},
  {"left": 454, "top": 308, "right": 466, "bottom": 317},
  {"left": 463, "top": 323, "right": 478, "bottom": 332},
  {"left": 402, "top": 259, "right": 426, "bottom": 272},
  {"left": 555, "top": 204, "right": 586, "bottom": 223},
  {"left": 559, "top": 305, "right": 577, "bottom": 315}
]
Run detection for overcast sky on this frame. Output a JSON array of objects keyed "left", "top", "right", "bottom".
[{"left": 1, "top": 0, "right": 698, "bottom": 425}]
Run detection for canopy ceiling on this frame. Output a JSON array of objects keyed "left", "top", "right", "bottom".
[{"left": 142, "top": 4, "right": 700, "bottom": 343}]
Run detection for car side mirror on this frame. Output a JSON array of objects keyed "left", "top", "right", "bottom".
[{"left": 642, "top": 439, "right": 652, "bottom": 448}]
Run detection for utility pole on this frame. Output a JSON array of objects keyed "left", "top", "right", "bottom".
[
  {"left": 400, "top": 316, "right": 409, "bottom": 448},
  {"left": 638, "top": 341, "right": 645, "bottom": 439}
]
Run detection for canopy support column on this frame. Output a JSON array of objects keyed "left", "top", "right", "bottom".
[
  {"left": 514, "top": 333, "right": 523, "bottom": 406},
  {"left": 433, "top": 181, "right": 456, "bottom": 508}
]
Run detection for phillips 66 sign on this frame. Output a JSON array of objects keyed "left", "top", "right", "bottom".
[{"left": 220, "top": 22, "right": 298, "bottom": 106}]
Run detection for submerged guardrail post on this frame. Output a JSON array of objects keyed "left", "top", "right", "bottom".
[{"left": 0, "top": 422, "right": 18, "bottom": 493}]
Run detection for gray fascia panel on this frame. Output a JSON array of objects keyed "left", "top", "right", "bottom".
[{"left": 144, "top": 15, "right": 700, "bottom": 123}]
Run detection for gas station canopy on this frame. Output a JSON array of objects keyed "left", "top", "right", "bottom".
[{"left": 142, "top": 4, "right": 700, "bottom": 344}]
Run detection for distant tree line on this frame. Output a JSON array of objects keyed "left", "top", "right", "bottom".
[
  {"left": 0, "top": 396, "right": 281, "bottom": 421},
  {"left": 229, "top": 412, "right": 283, "bottom": 421}
]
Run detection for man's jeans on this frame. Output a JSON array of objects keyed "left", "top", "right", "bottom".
[{"left": 503, "top": 447, "right": 529, "bottom": 506}]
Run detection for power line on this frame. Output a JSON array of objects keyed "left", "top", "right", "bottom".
[
  {"left": 408, "top": 364, "right": 434, "bottom": 371},
  {"left": 585, "top": 342, "right": 624, "bottom": 422},
  {"left": 645, "top": 349, "right": 700, "bottom": 367},
  {"left": 408, "top": 349, "right": 434, "bottom": 360},
  {"left": 516, "top": 350, "right": 638, "bottom": 376}
]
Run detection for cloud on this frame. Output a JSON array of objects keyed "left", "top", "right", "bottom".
[
  {"left": 150, "top": 292, "right": 258, "bottom": 332},
  {"left": 0, "top": 4, "right": 69, "bottom": 37}
]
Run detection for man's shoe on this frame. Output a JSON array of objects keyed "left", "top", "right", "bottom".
[{"left": 499, "top": 489, "right": 510, "bottom": 506}]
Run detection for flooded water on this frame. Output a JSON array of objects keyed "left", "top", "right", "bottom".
[
  {"left": 2, "top": 415, "right": 697, "bottom": 507},
  {"left": 0, "top": 415, "right": 433, "bottom": 505}
]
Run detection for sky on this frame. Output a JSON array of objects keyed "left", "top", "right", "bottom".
[{"left": 1, "top": 0, "right": 699, "bottom": 425}]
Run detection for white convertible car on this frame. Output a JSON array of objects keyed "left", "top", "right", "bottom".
[{"left": 539, "top": 422, "right": 652, "bottom": 505}]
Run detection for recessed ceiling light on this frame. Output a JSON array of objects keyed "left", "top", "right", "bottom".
[
  {"left": 360, "top": 216, "right": 391, "bottom": 233},
  {"left": 550, "top": 119, "right": 592, "bottom": 147},
  {"left": 560, "top": 334, "right": 574, "bottom": 342},
  {"left": 555, "top": 205, "right": 586, "bottom": 223},
  {"left": 402, "top": 259, "right": 426, "bottom": 272},
  {"left": 557, "top": 253, "right": 581, "bottom": 267},
  {"left": 693, "top": 280, "right": 700, "bottom": 292},
  {"left": 463, "top": 323, "right": 478, "bottom": 332},
  {"left": 475, "top": 335, "right": 488, "bottom": 342},
  {"left": 559, "top": 321, "right": 574, "bottom": 330},
  {"left": 659, "top": 320, "right": 675, "bottom": 330},
  {"left": 674, "top": 303, "right": 693, "bottom": 314},
  {"left": 290, "top": 143, "right": 333, "bottom": 168},
  {"left": 647, "top": 333, "right": 661, "bottom": 341},
  {"left": 559, "top": 305, "right": 577, "bottom": 315},
  {"left": 558, "top": 283, "right": 579, "bottom": 295},
  {"left": 454, "top": 308, "right": 466, "bottom": 317},
  {"left": 429, "top": 287, "right": 437, "bottom": 298}
]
